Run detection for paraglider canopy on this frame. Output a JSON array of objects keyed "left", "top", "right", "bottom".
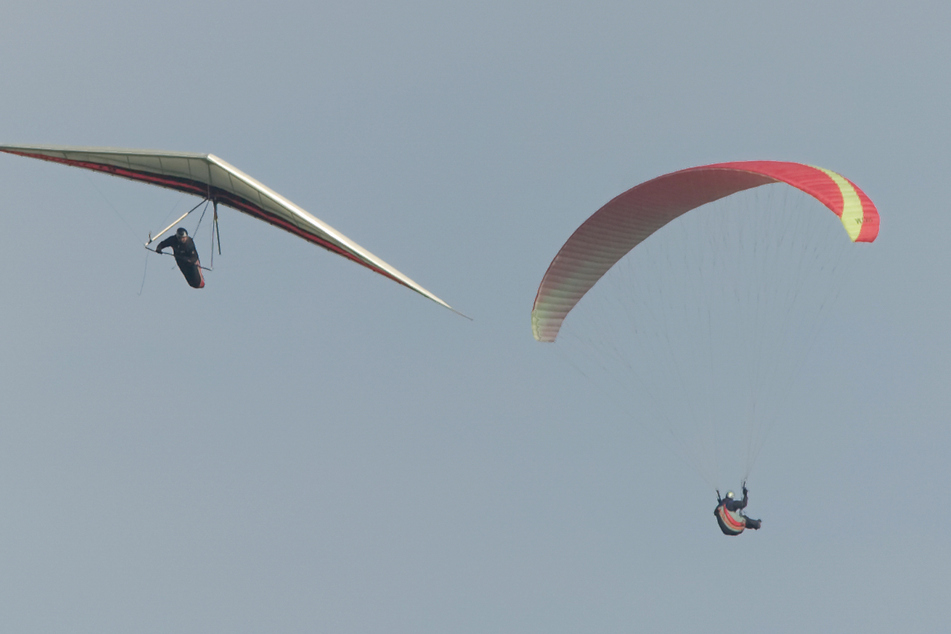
[
  {"left": 532, "top": 161, "right": 879, "bottom": 342},
  {"left": 0, "top": 144, "right": 458, "bottom": 313}
]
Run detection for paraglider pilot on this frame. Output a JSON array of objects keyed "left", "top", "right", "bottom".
[
  {"left": 156, "top": 227, "right": 205, "bottom": 289},
  {"left": 714, "top": 483, "right": 761, "bottom": 536}
]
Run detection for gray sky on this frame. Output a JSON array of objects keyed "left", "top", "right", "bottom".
[{"left": 1, "top": 1, "right": 948, "bottom": 632}]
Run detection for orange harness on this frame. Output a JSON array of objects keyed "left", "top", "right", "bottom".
[{"left": 717, "top": 503, "right": 746, "bottom": 534}]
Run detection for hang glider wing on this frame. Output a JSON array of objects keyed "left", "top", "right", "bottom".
[{"left": 0, "top": 144, "right": 456, "bottom": 312}]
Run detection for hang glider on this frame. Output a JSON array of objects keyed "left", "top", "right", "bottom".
[{"left": 0, "top": 144, "right": 458, "bottom": 313}]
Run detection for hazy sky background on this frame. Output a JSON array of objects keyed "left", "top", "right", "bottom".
[{"left": 1, "top": 1, "right": 949, "bottom": 632}]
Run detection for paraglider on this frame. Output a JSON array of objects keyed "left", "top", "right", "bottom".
[
  {"left": 0, "top": 144, "right": 458, "bottom": 311},
  {"left": 714, "top": 484, "right": 761, "bottom": 536},
  {"left": 532, "top": 161, "right": 880, "bottom": 530}
]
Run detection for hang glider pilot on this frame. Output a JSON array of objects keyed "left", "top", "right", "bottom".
[
  {"left": 714, "top": 483, "right": 762, "bottom": 536},
  {"left": 156, "top": 227, "right": 205, "bottom": 289}
]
